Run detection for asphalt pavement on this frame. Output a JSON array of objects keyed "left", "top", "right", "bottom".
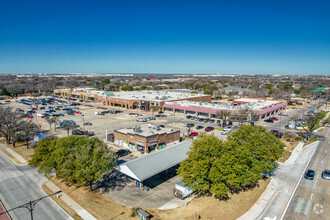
[
  {"left": 283, "top": 127, "right": 330, "bottom": 220},
  {"left": 0, "top": 152, "right": 71, "bottom": 220}
]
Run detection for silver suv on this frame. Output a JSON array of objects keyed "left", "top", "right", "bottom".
[{"left": 321, "top": 170, "right": 330, "bottom": 180}]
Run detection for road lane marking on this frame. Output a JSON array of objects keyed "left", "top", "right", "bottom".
[
  {"left": 321, "top": 160, "right": 324, "bottom": 164},
  {"left": 310, "top": 193, "right": 313, "bottom": 200},
  {"left": 325, "top": 150, "right": 327, "bottom": 154}
]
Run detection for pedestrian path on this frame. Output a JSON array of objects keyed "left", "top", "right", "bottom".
[
  {"left": 44, "top": 181, "right": 97, "bottom": 220},
  {"left": 0, "top": 143, "right": 27, "bottom": 164}
]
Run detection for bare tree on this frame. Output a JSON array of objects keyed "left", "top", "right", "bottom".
[
  {"left": 61, "top": 121, "right": 78, "bottom": 136},
  {"left": 0, "top": 106, "right": 22, "bottom": 144},
  {"left": 45, "top": 116, "right": 59, "bottom": 130},
  {"left": 302, "top": 112, "right": 325, "bottom": 141},
  {"left": 20, "top": 121, "right": 40, "bottom": 149}
]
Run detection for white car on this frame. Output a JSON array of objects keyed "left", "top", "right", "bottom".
[
  {"left": 37, "top": 113, "right": 45, "bottom": 117},
  {"left": 131, "top": 114, "right": 139, "bottom": 117},
  {"left": 221, "top": 129, "right": 231, "bottom": 135}
]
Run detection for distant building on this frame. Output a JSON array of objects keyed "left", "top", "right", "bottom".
[
  {"left": 163, "top": 97, "right": 287, "bottom": 121},
  {"left": 54, "top": 88, "right": 211, "bottom": 111},
  {"left": 114, "top": 124, "right": 180, "bottom": 154}
]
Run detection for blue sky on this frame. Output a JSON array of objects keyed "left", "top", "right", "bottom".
[{"left": 0, "top": 0, "right": 330, "bottom": 74}]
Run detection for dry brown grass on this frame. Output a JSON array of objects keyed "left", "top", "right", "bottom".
[
  {"left": 0, "top": 147, "right": 21, "bottom": 164},
  {"left": 147, "top": 178, "right": 270, "bottom": 220},
  {"left": 49, "top": 177, "right": 133, "bottom": 220},
  {"left": 278, "top": 134, "right": 300, "bottom": 163},
  {"left": 0, "top": 138, "right": 35, "bottom": 162},
  {"left": 42, "top": 184, "right": 83, "bottom": 220}
]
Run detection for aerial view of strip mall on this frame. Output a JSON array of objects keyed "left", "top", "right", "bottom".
[{"left": 0, "top": 1, "right": 329, "bottom": 220}]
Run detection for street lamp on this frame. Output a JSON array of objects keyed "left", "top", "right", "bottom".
[
  {"left": 0, "top": 191, "right": 62, "bottom": 220},
  {"left": 82, "top": 114, "right": 85, "bottom": 131}
]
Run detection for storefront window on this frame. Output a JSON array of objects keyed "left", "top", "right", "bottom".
[
  {"left": 158, "top": 142, "right": 165, "bottom": 150},
  {"left": 129, "top": 143, "right": 135, "bottom": 150}
]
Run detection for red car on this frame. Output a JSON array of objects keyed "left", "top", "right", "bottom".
[
  {"left": 27, "top": 115, "right": 33, "bottom": 118},
  {"left": 189, "top": 132, "right": 199, "bottom": 137},
  {"left": 269, "top": 117, "right": 279, "bottom": 121},
  {"left": 41, "top": 116, "right": 46, "bottom": 118},
  {"left": 205, "top": 127, "right": 214, "bottom": 132},
  {"left": 75, "top": 111, "right": 82, "bottom": 114}
]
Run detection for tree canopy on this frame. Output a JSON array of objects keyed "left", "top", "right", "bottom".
[
  {"left": 29, "top": 135, "right": 117, "bottom": 191},
  {"left": 177, "top": 125, "right": 284, "bottom": 199}
]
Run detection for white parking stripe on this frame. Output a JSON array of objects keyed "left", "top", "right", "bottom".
[{"left": 310, "top": 193, "right": 314, "bottom": 200}]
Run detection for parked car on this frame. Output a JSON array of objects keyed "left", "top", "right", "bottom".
[
  {"left": 304, "top": 169, "right": 315, "bottom": 180},
  {"left": 205, "top": 127, "right": 214, "bottom": 132},
  {"left": 75, "top": 111, "right": 82, "bottom": 114},
  {"left": 269, "top": 117, "right": 279, "bottom": 121},
  {"left": 158, "top": 111, "right": 164, "bottom": 114},
  {"left": 27, "top": 115, "right": 33, "bottom": 118},
  {"left": 116, "top": 149, "right": 131, "bottom": 157},
  {"left": 264, "top": 119, "right": 274, "bottom": 123},
  {"left": 189, "top": 132, "right": 199, "bottom": 137},
  {"left": 186, "top": 115, "right": 192, "bottom": 119},
  {"left": 56, "top": 113, "right": 65, "bottom": 116},
  {"left": 221, "top": 129, "right": 231, "bottom": 135},
  {"left": 271, "top": 130, "right": 284, "bottom": 138},
  {"left": 137, "top": 118, "right": 147, "bottom": 122},
  {"left": 196, "top": 125, "right": 204, "bottom": 129},
  {"left": 279, "top": 112, "right": 288, "bottom": 116},
  {"left": 321, "top": 170, "right": 330, "bottom": 180},
  {"left": 84, "top": 122, "right": 92, "bottom": 126},
  {"left": 159, "top": 125, "right": 165, "bottom": 128},
  {"left": 209, "top": 119, "right": 215, "bottom": 123}
]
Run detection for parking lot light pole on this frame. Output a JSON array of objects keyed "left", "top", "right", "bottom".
[{"left": 82, "top": 114, "right": 85, "bottom": 131}]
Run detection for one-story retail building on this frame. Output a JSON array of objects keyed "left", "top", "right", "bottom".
[
  {"left": 163, "top": 97, "right": 287, "bottom": 121},
  {"left": 54, "top": 88, "right": 211, "bottom": 111},
  {"left": 114, "top": 125, "right": 180, "bottom": 154}
]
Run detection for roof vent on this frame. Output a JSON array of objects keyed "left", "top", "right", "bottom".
[{"left": 133, "top": 125, "right": 142, "bottom": 133}]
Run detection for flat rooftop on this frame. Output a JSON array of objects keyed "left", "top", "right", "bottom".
[
  {"left": 165, "top": 98, "right": 283, "bottom": 111},
  {"left": 115, "top": 124, "right": 180, "bottom": 137},
  {"left": 110, "top": 90, "right": 208, "bottom": 102},
  {"left": 60, "top": 88, "right": 209, "bottom": 101}
]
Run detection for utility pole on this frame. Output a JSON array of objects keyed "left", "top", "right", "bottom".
[
  {"left": 0, "top": 191, "right": 62, "bottom": 220},
  {"left": 82, "top": 114, "right": 85, "bottom": 131}
]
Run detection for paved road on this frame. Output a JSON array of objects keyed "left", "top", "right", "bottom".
[
  {"left": 0, "top": 152, "right": 71, "bottom": 220},
  {"left": 284, "top": 127, "right": 330, "bottom": 220}
]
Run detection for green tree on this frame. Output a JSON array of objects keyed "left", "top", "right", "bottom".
[
  {"left": 178, "top": 125, "right": 284, "bottom": 199},
  {"left": 100, "top": 78, "right": 110, "bottom": 85},
  {"left": 29, "top": 136, "right": 116, "bottom": 191}
]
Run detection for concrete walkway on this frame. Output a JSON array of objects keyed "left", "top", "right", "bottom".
[
  {"left": 44, "top": 181, "right": 97, "bottom": 220},
  {"left": 0, "top": 143, "right": 96, "bottom": 220},
  {"left": 0, "top": 142, "right": 27, "bottom": 164},
  {"left": 238, "top": 141, "right": 319, "bottom": 220}
]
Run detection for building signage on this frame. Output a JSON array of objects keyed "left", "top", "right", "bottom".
[
  {"left": 148, "top": 140, "right": 158, "bottom": 146},
  {"left": 136, "top": 140, "right": 145, "bottom": 146}
]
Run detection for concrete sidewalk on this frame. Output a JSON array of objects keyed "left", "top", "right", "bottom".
[
  {"left": 238, "top": 141, "right": 319, "bottom": 220},
  {"left": 44, "top": 181, "right": 97, "bottom": 220},
  {"left": 0, "top": 142, "right": 27, "bottom": 165},
  {"left": 0, "top": 144, "right": 96, "bottom": 220}
]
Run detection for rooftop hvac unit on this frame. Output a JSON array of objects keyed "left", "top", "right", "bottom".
[
  {"left": 134, "top": 125, "right": 142, "bottom": 133},
  {"left": 199, "top": 101, "right": 203, "bottom": 106},
  {"left": 155, "top": 96, "right": 159, "bottom": 100},
  {"left": 149, "top": 131, "right": 154, "bottom": 134}
]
